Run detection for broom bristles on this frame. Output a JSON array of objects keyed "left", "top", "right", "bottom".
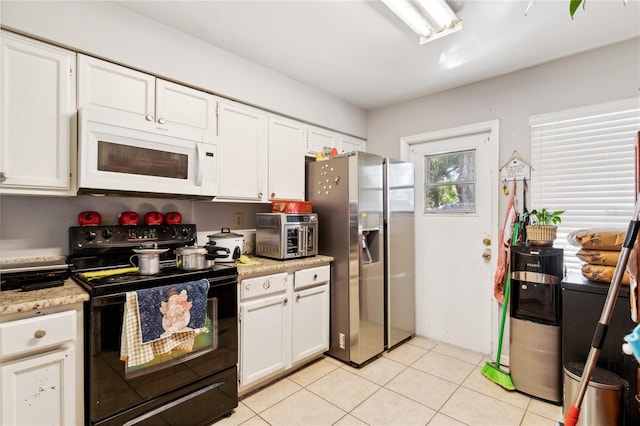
[{"left": 481, "top": 361, "right": 515, "bottom": 391}]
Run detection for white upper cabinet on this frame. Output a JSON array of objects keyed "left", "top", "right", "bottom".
[
  {"left": 268, "top": 116, "right": 306, "bottom": 201},
  {"left": 77, "top": 54, "right": 217, "bottom": 140},
  {"left": 339, "top": 134, "right": 365, "bottom": 154},
  {"left": 307, "top": 126, "right": 337, "bottom": 156},
  {"left": 0, "top": 31, "right": 76, "bottom": 195},
  {"left": 217, "top": 100, "right": 267, "bottom": 201},
  {"left": 155, "top": 79, "right": 218, "bottom": 142}
]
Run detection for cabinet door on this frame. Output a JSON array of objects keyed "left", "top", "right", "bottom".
[
  {"left": 0, "top": 31, "right": 76, "bottom": 194},
  {"left": 307, "top": 126, "right": 337, "bottom": 156},
  {"left": 217, "top": 101, "right": 267, "bottom": 200},
  {"left": 156, "top": 79, "right": 218, "bottom": 142},
  {"left": 1, "top": 346, "right": 75, "bottom": 426},
  {"left": 239, "top": 294, "right": 289, "bottom": 389},
  {"left": 292, "top": 284, "right": 329, "bottom": 365},
  {"left": 339, "top": 135, "right": 365, "bottom": 154},
  {"left": 268, "top": 116, "right": 306, "bottom": 201},
  {"left": 77, "top": 54, "right": 155, "bottom": 122}
]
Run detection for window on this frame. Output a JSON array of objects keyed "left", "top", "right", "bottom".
[
  {"left": 424, "top": 149, "right": 476, "bottom": 213},
  {"left": 530, "top": 98, "right": 640, "bottom": 274}
]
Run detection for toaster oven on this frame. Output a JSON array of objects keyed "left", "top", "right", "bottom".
[{"left": 256, "top": 213, "right": 318, "bottom": 259}]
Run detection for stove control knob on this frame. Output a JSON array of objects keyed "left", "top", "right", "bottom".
[
  {"left": 168, "top": 227, "right": 178, "bottom": 238},
  {"left": 102, "top": 229, "right": 113, "bottom": 240},
  {"left": 84, "top": 230, "right": 97, "bottom": 241},
  {"left": 181, "top": 227, "right": 190, "bottom": 238}
]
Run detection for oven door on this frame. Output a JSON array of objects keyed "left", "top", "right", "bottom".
[
  {"left": 284, "top": 223, "right": 318, "bottom": 258},
  {"left": 78, "top": 108, "right": 218, "bottom": 197},
  {"left": 87, "top": 278, "right": 237, "bottom": 425}
]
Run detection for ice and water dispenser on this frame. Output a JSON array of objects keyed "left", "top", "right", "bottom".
[{"left": 509, "top": 245, "right": 564, "bottom": 403}]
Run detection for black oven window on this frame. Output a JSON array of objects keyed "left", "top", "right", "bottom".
[
  {"left": 98, "top": 140, "right": 188, "bottom": 179},
  {"left": 124, "top": 298, "right": 218, "bottom": 379}
]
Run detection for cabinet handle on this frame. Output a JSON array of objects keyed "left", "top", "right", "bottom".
[
  {"left": 296, "top": 294, "right": 301, "bottom": 301},
  {"left": 283, "top": 297, "right": 288, "bottom": 305},
  {"left": 145, "top": 114, "right": 154, "bottom": 121},
  {"left": 258, "top": 192, "right": 263, "bottom": 198},
  {"left": 313, "top": 274, "right": 318, "bottom": 280},
  {"left": 157, "top": 117, "right": 166, "bottom": 124},
  {"left": 271, "top": 193, "right": 276, "bottom": 199},
  {"left": 34, "top": 330, "right": 46, "bottom": 339},
  {"left": 0, "top": 172, "right": 6, "bottom": 183}
]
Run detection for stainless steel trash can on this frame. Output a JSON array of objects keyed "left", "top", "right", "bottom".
[{"left": 563, "top": 362, "right": 627, "bottom": 426}]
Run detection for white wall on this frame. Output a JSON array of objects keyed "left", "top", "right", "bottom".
[
  {"left": 366, "top": 37, "right": 640, "bottom": 356},
  {"left": 0, "top": 0, "right": 367, "bottom": 138},
  {"left": 367, "top": 38, "right": 640, "bottom": 163}
]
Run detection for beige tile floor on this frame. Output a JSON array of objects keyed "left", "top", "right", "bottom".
[{"left": 217, "top": 337, "right": 564, "bottom": 426}]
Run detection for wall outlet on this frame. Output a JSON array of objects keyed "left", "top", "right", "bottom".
[
  {"left": 339, "top": 333, "right": 345, "bottom": 349},
  {"left": 234, "top": 212, "right": 244, "bottom": 228}
]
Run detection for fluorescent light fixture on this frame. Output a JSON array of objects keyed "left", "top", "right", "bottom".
[{"left": 382, "top": 0, "right": 462, "bottom": 44}]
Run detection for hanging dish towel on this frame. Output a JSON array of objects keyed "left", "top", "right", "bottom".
[
  {"left": 493, "top": 180, "right": 517, "bottom": 304},
  {"left": 121, "top": 279, "right": 209, "bottom": 368}
]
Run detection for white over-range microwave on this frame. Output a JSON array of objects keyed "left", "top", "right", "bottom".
[{"left": 78, "top": 108, "right": 217, "bottom": 198}]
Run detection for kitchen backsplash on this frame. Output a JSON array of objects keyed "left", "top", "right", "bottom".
[{"left": 0, "top": 194, "right": 270, "bottom": 260}]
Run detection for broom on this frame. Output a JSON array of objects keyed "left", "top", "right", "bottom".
[{"left": 481, "top": 222, "right": 519, "bottom": 390}]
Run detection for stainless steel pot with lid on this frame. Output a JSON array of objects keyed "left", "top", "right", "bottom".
[
  {"left": 206, "top": 228, "right": 244, "bottom": 262},
  {"left": 131, "top": 243, "right": 168, "bottom": 275}
]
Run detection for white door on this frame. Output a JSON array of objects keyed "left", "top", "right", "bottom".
[{"left": 405, "top": 121, "right": 498, "bottom": 354}]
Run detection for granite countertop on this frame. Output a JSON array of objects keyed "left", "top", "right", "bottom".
[
  {"left": 0, "top": 255, "right": 333, "bottom": 316},
  {"left": 236, "top": 255, "right": 334, "bottom": 278},
  {"left": 0, "top": 279, "right": 89, "bottom": 316}
]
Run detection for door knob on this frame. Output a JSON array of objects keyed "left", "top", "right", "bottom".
[
  {"left": 483, "top": 237, "right": 491, "bottom": 246},
  {"left": 482, "top": 249, "right": 491, "bottom": 260}
]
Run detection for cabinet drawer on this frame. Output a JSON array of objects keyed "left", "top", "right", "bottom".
[
  {"left": 241, "top": 272, "right": 288, "bottom": 301},
  {"left": 0, "top": 310, "right": 76, "bottom": 358},
  {"left": 294, "top": 265, "right": 330, "bottom": 290}
]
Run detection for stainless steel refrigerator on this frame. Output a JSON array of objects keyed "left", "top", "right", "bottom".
[
  {"left": 308, "top": 151, "right": 415, "bottom": 366},
  {"left": 384, "top": 158, "right": 416, "bottom": 349}
]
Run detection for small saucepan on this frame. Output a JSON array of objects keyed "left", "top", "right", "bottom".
[{"left": 131, "top": 244, "right": 169, "bottom": 275}]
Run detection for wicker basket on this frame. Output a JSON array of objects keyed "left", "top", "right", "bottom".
[{"left": 526, "top": 225, "right": 557, "bottom": 246}]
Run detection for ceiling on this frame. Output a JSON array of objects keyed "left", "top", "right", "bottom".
[{"left": 115, "top": 0, "right": 640, "bottom": 110}]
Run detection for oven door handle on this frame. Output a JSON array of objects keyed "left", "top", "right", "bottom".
[
  {"left": 299, "top": 226, "right": 309, "bottom": 256},
  {"left": 123, "top": 382, "right": 224, "bottom": 426}
]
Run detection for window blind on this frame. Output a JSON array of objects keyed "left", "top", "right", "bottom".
[{"left": 530, "top": 98, "right": 640, "bottom": 275}]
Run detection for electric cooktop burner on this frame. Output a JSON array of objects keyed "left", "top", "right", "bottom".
[{"left": 68, "top": 224, "right": 237, "bottom": 296}]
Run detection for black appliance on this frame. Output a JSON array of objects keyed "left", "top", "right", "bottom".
[
  {"left": 0, "top": 258, "right": 69, "bottom": 291},
  {"left": 69, "top": 224, "right": 238, "bottom": 426},
  {"left": 509, "top": 245, "right": 564, "bottom": 403},
  {"left": 562, "top": 273, "right": 637, "bottom": 426}
]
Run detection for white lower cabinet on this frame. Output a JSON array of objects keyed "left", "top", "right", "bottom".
[
  {"left": 239, "top": 265, "right": 330, "bottom": 394},
  {"left": 292, "top": 268, "right": 330, "bottom": 365},
  {"left": 239, "top": 291, "right": 290, "bottom": 388},
  {"left": 0, "top": 307, "right": 82, "bottom": 426}
]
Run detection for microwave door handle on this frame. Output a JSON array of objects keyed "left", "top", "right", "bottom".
[{"left": 196, "top": 143, "right": 206, "bottom": 185}]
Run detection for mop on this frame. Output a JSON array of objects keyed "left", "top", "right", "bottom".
[
  {"left": 481, "top": 222, "right": 519, "bottom": 390},
  {"left": 560, "top": 196, "right": 640, "bottom": 426}
]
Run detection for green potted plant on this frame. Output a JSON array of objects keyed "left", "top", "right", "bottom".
[{"left": 523, "top": 208, "right": 565, "bottom": 246}]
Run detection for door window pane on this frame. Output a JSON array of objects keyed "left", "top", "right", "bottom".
[{"left": 424, "top": 149, "right": 476, "bottom": 213}]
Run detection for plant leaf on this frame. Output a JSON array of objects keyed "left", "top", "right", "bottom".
[{"left": 570, "top": 0, "right": 584, "bottom": 18}]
